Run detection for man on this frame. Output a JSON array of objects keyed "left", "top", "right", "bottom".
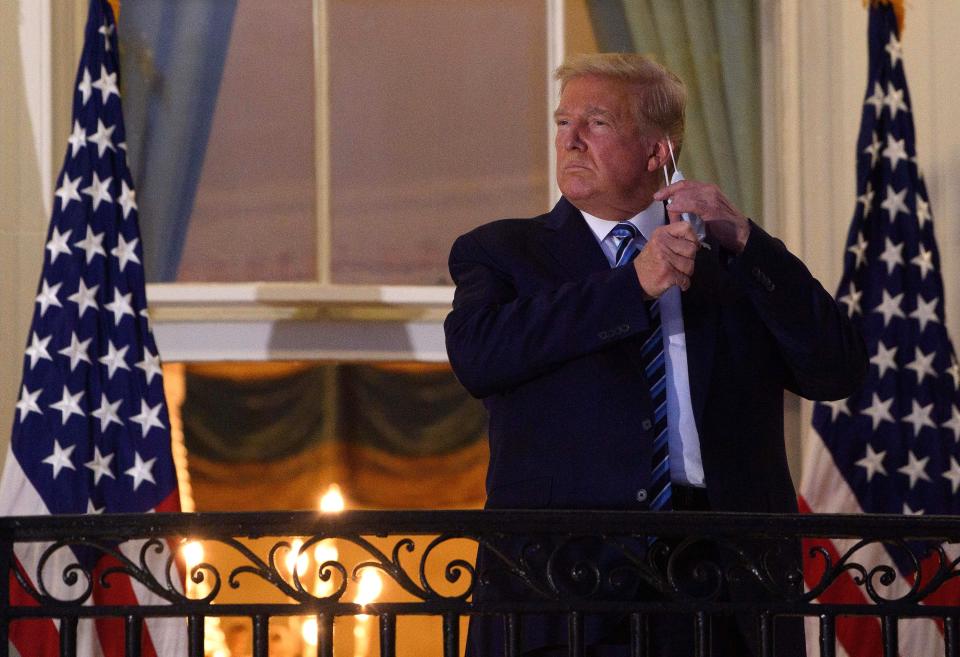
[{"left": 444, "top": 53, "right": 867, "bottom": 656}]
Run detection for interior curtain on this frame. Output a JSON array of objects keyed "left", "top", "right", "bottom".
[
  {"left": 181, "top": 364, "right": 485, "bottom": 463},
  {"left": 119, "top": 0, "right": 238, "bottom": 281},
  {"left": 180, "top": 363, "right": 489, "bottom": 510},
  {"left": 587, "top": 0, "right": 762, "bottom": 219}
]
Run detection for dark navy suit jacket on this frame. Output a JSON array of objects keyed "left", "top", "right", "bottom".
[{"left": 444, "top": 197, "right": 867, "bottom": 655}]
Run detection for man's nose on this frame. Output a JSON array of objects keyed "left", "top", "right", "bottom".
[{"left": 560, "top": 125, "right": 586, "bottom": 151}]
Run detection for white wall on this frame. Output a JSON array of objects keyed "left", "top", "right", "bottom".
[
  {"left": 0, "top": 1, "right": 53, "bottom": 464},
  {"left": 0, "top": 1, "right": 84, "bottom": 466}
]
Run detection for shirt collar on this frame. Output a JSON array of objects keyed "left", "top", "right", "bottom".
[{"left": 580, "top": 200, "right": 666, "bottom": 244}]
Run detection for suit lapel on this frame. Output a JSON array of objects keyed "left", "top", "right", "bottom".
[
  {"left": 540, "top": 198, "right": 610, "bottom": 280},
  {"left": 682, "top": 243, "right": 721, "bottom": 432},
  {"left": 540, "top": 197, "right": 719, "bottom": 432}
]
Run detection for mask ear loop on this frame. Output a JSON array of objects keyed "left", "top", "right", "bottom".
[
  {"left": 662, "top": 136, "right": 681, "bottom": 188},
  {"left": 662, "top": 137, "right": 673, "bottom": 188},
  {"left": 666, "top": 137, "right": 679, "bottom": 173}
]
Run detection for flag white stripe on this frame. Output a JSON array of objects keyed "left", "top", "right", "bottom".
[{"left": 117, "top": 541, "right": 186, "bottom": 656}]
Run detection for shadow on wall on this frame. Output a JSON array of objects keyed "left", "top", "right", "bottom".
[{"left": 0, "top": 1, "right": 47, "bottom": 470}]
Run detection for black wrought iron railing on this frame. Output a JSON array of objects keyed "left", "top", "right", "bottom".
[{"left": 2, "top": 510, "right": 960, "bottom": 657}]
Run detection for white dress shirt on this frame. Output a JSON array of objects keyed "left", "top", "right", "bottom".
[{"left": 581, "top": 203, "right": 705, "bottom": 487}]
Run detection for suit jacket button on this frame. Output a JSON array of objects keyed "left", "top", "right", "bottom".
[
  {"left": 641, "top": 419, "right": 653, "bottom": 431},
  {"left": 636, "top": 489, "right": 648, "bottom": 502}
]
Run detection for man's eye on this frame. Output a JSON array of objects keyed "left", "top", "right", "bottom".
[{"left": 556, "top": 119, "right": 569, "bottom": 126}]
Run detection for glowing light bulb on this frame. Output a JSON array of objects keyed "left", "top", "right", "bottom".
[
  {"left": 352, "top": 570, "right": 381, "bottom": 657},
  {"left": 314, "top": 541, "right": 338, "bottom": 564},
  {"left": 302, "top": 616, "right": 318, "bottom": 646},
  {"left": 182, "top": 541, "right": 204, "bottom": 569},
  {"left": 354, "top": 568, "right": 383, "bottom": 607},
  {"left": 286, "top": 538, "right": 306, "bottom": 576},
  {"left": 319, "top": 484, "right": 345, "bottom": 513}
]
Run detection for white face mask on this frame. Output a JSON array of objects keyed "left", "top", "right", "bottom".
[{"left": 662, "top": 138, "right": 707, "bottom": 246}]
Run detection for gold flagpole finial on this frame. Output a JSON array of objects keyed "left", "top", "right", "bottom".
[{"left": 864, "top": 0, "right": 905, "bottom": 35}]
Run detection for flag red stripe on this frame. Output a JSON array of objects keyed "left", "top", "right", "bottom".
[
  {"left": 798, "top": 496, "right": 883, "bottom": 657},
  {"left": 92, "top": 553, "right": 159, "bottom": 657},
  {"left": 906, "top": 551, "right": 960, "bottom": 636},
  {"left": 153, "top": 490, "right": 181, "bottom": 514},
  {"left": 8, "top": 560, "right": 60, "bottom": 657}
]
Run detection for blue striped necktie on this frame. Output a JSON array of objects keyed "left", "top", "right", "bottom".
[{"left": 609, "top": 223, "right": 671, "bottom": 511}]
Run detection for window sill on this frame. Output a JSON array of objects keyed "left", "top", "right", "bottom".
[{"left": 146, "top": 283, "right": 454, "bottom": 363}]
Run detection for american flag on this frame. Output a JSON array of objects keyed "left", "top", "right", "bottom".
[
  {"left": 0, "top": 1, "right": 185, "bottom": 654},
  {"left": 799, "top": 3, "right": 960, "bottom": 656}
]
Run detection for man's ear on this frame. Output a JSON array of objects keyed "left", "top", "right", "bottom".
[{"left": 646, "top": 138, "right": 670, "bottom": 173}]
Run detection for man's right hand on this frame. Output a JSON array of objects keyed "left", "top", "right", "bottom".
[{"left": 633, "top": 219, "right": 699, "bottom": 297}]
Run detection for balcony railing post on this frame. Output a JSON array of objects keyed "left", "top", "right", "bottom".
[
  {"left": 567, "top": 610, "right": 584, "bottom": 657},
  {"left": 946, "top": 616, "right": 960, "bottom": 657},
  {"left": 379, "top": 613, "right": 396, "bottom": 657},
  {"left": 881, "top": 615, "right": 898, "bottom": 657},
  {"left": 188, "top": 614, "right": 204, "bottom": 657},
  {"left": 758, "top": 612, "right": 772, "bottom": 657},
  {"left": 442, "top": 612, "right": 459, "bottom": 657},
  {"left": 694, "top": 611, "right": 708, "bottom": 657},
  {"left": 819, "top": 614, "right": 836, "bottom": 657},
  {"left": 504, "top": 612, "right": 521, "bottom": 657},
  {"left": 629, "top": 612, "right": 647, "bottom": 657},
  {"left": 59, "top": 616, "right": 77, "bottom": 657},
  {"left": 252, "top": 614, "right": 268, "bottom": 657},
  {"left": 317, "top": 611, "right": 334, "bottom": 657},
  {"left": 124, "top": 615, "right": 142, "bottom": 657}
]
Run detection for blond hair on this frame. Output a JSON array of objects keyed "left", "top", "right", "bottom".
[{"left": 555, "top": 53, "right": 686, "bottom": 149}]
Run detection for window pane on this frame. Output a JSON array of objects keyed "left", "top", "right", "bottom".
[
  {"left": 328, "top": 0, "right": 550, "bottom": 285},
  {"left": 126, "top": 0, "right": 549, "bottom": 284},
  {"left": 179, "top": 0, "right": 317, "bottom": 282}
]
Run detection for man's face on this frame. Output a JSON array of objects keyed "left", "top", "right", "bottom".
[{"left": 554, "top": 75, "right": 660, "bottom": 220}]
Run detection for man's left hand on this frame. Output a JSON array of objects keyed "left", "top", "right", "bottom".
[{"left": 653, "top": 180, "right": 750, "bottom": 254}]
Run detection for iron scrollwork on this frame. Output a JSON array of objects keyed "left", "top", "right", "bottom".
[{"left": 6, "top": 511, "right": 960, "bottom": 617}]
